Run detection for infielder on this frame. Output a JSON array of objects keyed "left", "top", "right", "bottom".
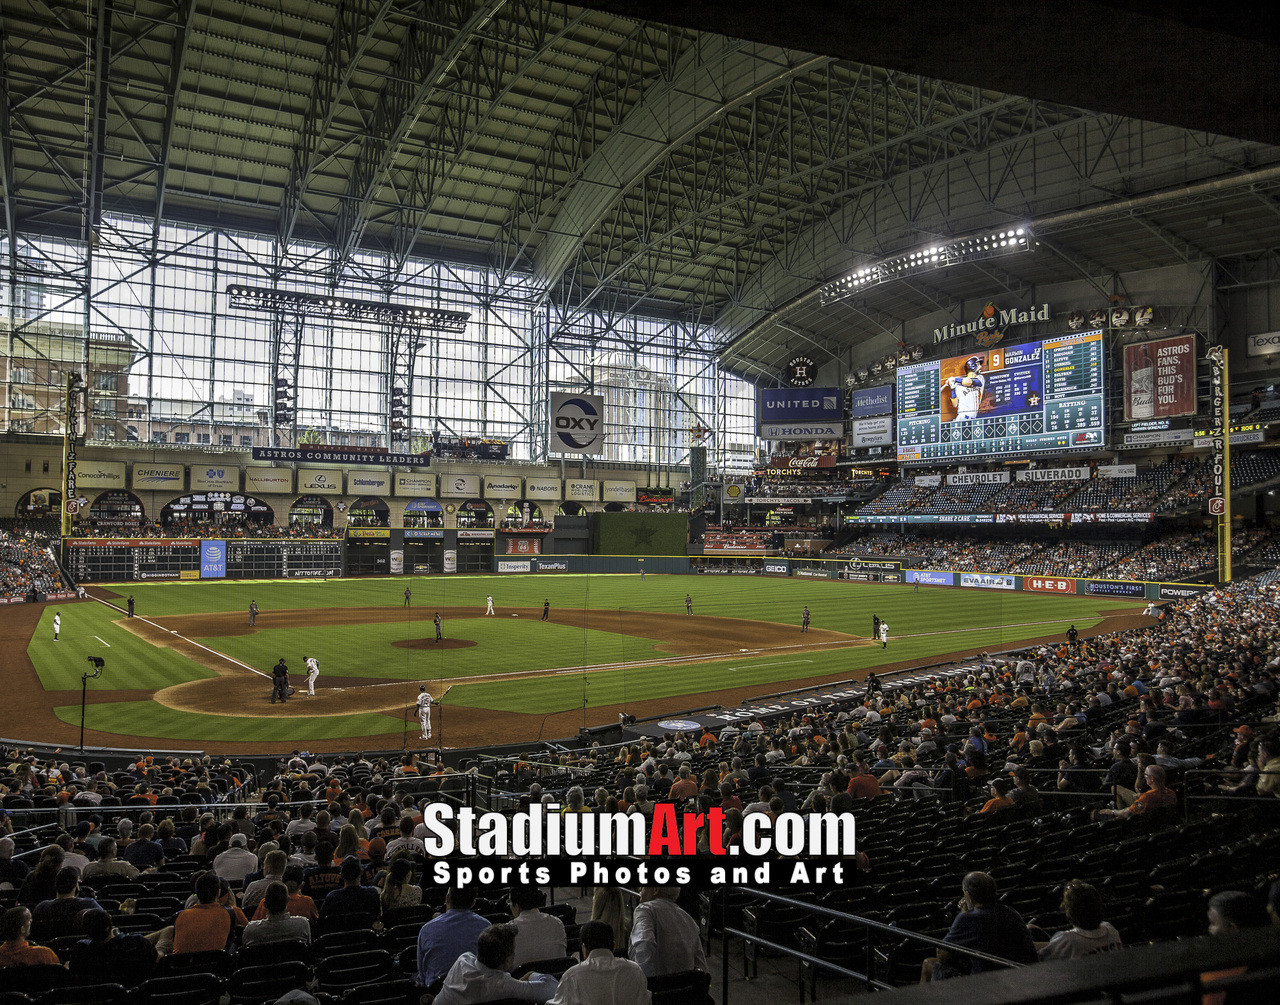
[
  {"left": 53, "top": 611, "right": 61, "bottom": 641},
  {"left": 485, "top": 594, "right": 495, "bottom": 615},
  {"left": 249, "top": 600, "right": 258, "bottom": 626},
  {"left": 541, "top": 599, "right": 550, "bottom": 622},
  {"left": 417, "top": 686, "right": 432, "bottom": 740},
  {"left": 801, "top": 606, "right": 810, "bottom": 633},
  {"left": 303, "top": 655, "right": 320, "bottom": 696},
  {"left": 879, "top": 621, "right": 889, "bottom": 649},
  {"left": 685, "top": 594, "right": 693, "bottom": 615},
  {"left": 943, "top": 354, "right": 987, "bottom": 438}
]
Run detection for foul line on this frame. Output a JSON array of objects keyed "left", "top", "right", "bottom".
[
  {"left": 93, "top": 636, "right": 111, "bottom": 648},
  {"left": 94, "top": 597, "right": 270, "bottom": 679}
]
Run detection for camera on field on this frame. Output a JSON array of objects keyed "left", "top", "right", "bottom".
[{"left": 86, "top": 656, "right": 105, "bottom": 669}]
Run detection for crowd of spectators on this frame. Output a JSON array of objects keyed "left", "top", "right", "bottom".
[
  {"left": 0, "top": 527, "right": 64, "bottom": 601},
  {"left": 73, "top": 517, "right": 342, "bottom": 540}
]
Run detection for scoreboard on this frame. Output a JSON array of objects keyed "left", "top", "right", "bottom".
[
  {"left": 896, "top": 331, "right": 1105, "bottom": 462},
  {"left": 65, "top": 538, "right": 344, "bottom": 582}
]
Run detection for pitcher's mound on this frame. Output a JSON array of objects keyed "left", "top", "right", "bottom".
[{"left": 391, "top": 638, "right": 477, "bottom": 651}]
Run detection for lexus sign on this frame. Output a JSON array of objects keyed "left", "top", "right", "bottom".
[{"left": 549, "top": 392, "right": 605, "bottom": 455}]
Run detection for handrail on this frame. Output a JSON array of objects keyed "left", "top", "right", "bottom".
[{"left": 717, "top": 885, "right": 1025, "bottom": 1002}]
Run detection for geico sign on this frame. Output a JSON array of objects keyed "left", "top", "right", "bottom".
[{"left": 1025, "top": 576, "right": 1076, "bottom": 593}]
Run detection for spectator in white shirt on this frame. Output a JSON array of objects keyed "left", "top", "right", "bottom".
[
  {"left": 212, "top": 832, "right": 258, "bottom": 884},
  {"left": 242, "top": 882, "right": 311, "bottom": 948},
  {"left": 629, "top": 886, "right": 708, "bottom": 978},
  {"left": 549, "top": 920, "right": 650, "bottom": 1005},
  {"left": 241, "top": 850, "right": 288, "bottom": 919},
  {"left": 284, "top": 803, "right": 317, "bottom": 838},
  {"left": 435, "top": 923, "right": 558, "bottom": 1005},
  {"left": 509, "top": 886, "right": 567, "bottom": 967}
]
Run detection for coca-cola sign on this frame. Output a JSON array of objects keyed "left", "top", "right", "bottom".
[{"left": 768, "top": 455, "right": 836, "bottom": 470}]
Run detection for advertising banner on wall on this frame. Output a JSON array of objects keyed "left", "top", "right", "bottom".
[
  {"left": 524, "top": 477, "right": 561, "bottom": 500},
  {"left": 907, "top": 569, "right": 955, "bottom": 586},
  {"left": 946, "top": 471, "right": 1010, "bottom": 485},
  {"left": 603, "top": 480, "right": 637, "bottom": 502},
  {"left": 347, "top": 471, "right": 391, "bottom": 495},
  {"left": 395, "top": 472, "right": 435, "bottom": 496},
  {"left": 245, "top": 468, "right": 293, "bottom": 494},
  {"left": 504, "top": 538, "right": 542, "bottom": 555},
  {"left": 1024, "top": 576, "right": 1076, "bottom": 593},
  {"left": 961, "top": 572, "right": 1016, "bottom": 589},
  {"left": 1123, "top": 335, "right": 1197, "bottom": 420},
  {"left": 298, "top": 468, "right": 342, "bottom": 494},
  {"left": 1246, "top": 332, "right": 1280, "bottom": 356},
  {"left": 761, "top": 386, "right": 843, "bottom": 422},
  {"left": 497, "top": 560, "right": 530, "bottom": 573},
  {"left": 914, "top": 474, "right": 942, "bottom": 487},
  {"left": 1097, "top": 464, "right": 1138, "bottom": 479},
  {"left": 200, "top": 540, "right": 226, "bottom": 579},
  {"left": 1085, "top": 580, "right": 1147, "bottom": 597},
  {"left": 191, "top": 466, "right": 239, "bottom": 492},
  {"left": 850, "top": 384, "right": 894, "bottom": 417},
  {"left": 565, "top": 479, "right": 598, "bottom": 502},
  {"left": 441, "top": 474, "right": 479, "bottom": 498},
  {"left": 131, "top": 463, "right": 184, "bottom": 491},
  {"left": 549, "top": 392, "right": 606, "bottom": 455},
  {"left": 483, "top": 476, "right": 522, "bottom": 500},
  {"left": 1015, "top": 467, "right": 1089, "bottom": 482},
  {"left": 852, "top": 416, "right": 894, "bottom": 447},
  {"left": 75, "top": 461, "right": 127, "bottom": 490}
]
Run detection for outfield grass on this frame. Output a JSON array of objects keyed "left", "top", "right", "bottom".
[{"left": 31, "top": 574, "right": 1142, "bottom": 743}]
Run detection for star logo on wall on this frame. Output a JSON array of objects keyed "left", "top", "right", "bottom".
[{"left": 630, "top": 522, "right": 656, "bottom": 546}]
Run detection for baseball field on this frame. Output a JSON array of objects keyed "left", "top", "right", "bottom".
[{"left": 8, "top": 573, "right": 1149, "bottom": 752}]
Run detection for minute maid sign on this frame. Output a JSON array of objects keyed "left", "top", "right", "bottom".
[{"left": 933, "top": 302, "right": 1051, "bottom": 345}]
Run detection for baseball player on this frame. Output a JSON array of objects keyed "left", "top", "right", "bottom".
[
  {"left": 434, "top": 612, "right": 442, "bottom": 642},
  {"left": 53, "top": 611, "right": 61, "bottom": 641},
  {"left": 485, "top": 594, "right": 495, "bottom": 615},
  {"left": 404, "top": 586, "right": 411, "bottom": 608},
  {"left": 417, "top": 686, "right": 433, "bottom": 740},
  {"left": 541, "top": 599, "right": 550, "bottom": 622},
  {"left": 127, "top": 595, "right": 135, "bottom": 618},
  {"left": 304, "top": 655, "right": 320, "bottom": 696},
  {"left": 249, "top": 600, "right": 258, "bottom": 626},
  {"left": 801, "top": 606, "right": 810, "bottom": 633},
  {"left": 943, "top": 355, "right": 987, "bottom": 438},
  {"left": 879, "top": 621, "right": 889, "bottom": 649},
  {"left": 685, "top": 594, "right": 693, "bottom": 615}
]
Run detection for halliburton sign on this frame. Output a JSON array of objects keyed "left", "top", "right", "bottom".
[{"left": 1024, "top": 576, "right": 1076, "bottom": 593}]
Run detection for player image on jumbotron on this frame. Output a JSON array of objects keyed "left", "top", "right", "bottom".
[{"left": 941, "top": 353, "right": 989, "bottom": 437}]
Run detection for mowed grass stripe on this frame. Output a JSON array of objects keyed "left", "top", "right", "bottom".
[{"left": 53, "top": 701, "right": 406, "bottom": 742}]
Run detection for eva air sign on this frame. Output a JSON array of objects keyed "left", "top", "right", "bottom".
[{"left": 549, "top": 392, "right": 606, "bottom": 455}]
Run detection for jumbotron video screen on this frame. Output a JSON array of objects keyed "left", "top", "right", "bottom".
[{"left": 895, "top": 330, "right": 1105, "bottom": 462}]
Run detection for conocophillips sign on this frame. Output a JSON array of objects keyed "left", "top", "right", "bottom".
[{"left": 549, "top": 392, "right": 605, "bottom": 455}]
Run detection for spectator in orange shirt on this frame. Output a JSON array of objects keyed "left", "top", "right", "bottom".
[
  {"left": 979, "top": 779, "right": 1016, "bottom": 814},
  {"left": 251, "top": 866, "right": 318, "bottom": 923},
  {"left": 698, "top": 728, "right": 717, "bottom": 749},
  {"left": 1097, "top": 765, "right": 1176, "bottom": 821},
  {"left": 846, "top": 763, "right": 882, "bottom": 799},
  {"left": 667, "top": 766, "right": 699, "bottom": 803},
  {"left": 172, "top": 872, "right": 246, "bottom": 955},
  {"left": 0, "top": 907, "right": 59, "bottom": 968}
]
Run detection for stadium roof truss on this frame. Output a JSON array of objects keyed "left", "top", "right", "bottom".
[{"left": 3, "top": 0, "right": 1280, "bottom": 409}]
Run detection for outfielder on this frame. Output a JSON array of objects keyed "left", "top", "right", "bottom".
[
  {"left": 944, "top": 354, "right": 987, "bottom": 437},
  {"left": 404, "top": 586, "right": 411, "bottom": 608},
  {"left": 485, "top": 594, "right": 495, "bottom": 615},
  {"left": 53, "top": 611, "right": 61, "bottom": 641},
  {"left": 303, "top": 655, "right": 320, "bottom": 696},
  {"left": 417, "top": 686, "right": 432, "bottom": 740}
]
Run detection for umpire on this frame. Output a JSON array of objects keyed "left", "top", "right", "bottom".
[{"left": 271, "top": 658, "right": 290, "bottom": 704}]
